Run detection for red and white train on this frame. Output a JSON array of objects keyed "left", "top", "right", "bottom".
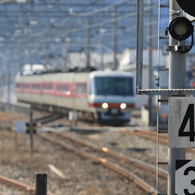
[{"left": 15, "top": 70, "right": 135, "bottom": 125}]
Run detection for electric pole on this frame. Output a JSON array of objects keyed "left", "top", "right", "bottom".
[
  {"left": 148, "top": 0, "right": 153, "bottom": 126},
  {"left": 86, "top": 18, "right": 91, "bottom": 68},
  {"left": 112, "top": 6, "right": 117, "bottom": 70},
  {"left": 100, "top": 28, "right": 106, "bottom": 70},
  {"left": 168, "top": 1, "right": 185, "bottom": 194}
]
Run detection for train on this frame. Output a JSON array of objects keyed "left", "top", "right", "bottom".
[{"left": 14, "top": 69, "right": 136, "bottom": 125}]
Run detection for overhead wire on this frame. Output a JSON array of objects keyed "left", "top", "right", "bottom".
[
  {"left": 0, "top": 0, "right": 167, "bottom": 41},
  {"left": 0, "top": 0, "right": 170, "bottom": 70}
]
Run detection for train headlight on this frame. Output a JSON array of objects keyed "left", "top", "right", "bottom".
[
  {"left": 102, "top": 103, "right": 109, "bottom": 109},
  {"left": 120, "top": 103, "right": 126, "bottom": 109}
]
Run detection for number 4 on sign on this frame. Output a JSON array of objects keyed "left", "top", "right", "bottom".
[
  {"left": 169, "top": 97, "right": 195, "bottom": 148},
  {"left": 178, "top": 104, "right": 195, "bottom": 142}
]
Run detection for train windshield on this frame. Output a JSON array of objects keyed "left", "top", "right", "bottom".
[{"left": 94, "top": 77, "right": 134, "bottom": 96}]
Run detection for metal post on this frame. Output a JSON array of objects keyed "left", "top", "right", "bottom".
[
  {"left": 136, "top": 0, "right": 143, "bottom": 94},
  {"left": 29, "top": 110, "right": 34, "bottom": 156},
  {"left": 35, "top": 173, "right": 47, "bottom": 195},
  {"left": 18, "top": 39, "right": 22, "bottom": 72},
  {"left": 63, "top": 37, "right": 70, "bottom": 70},
  {"left": 168, "top": 0, "right": 186, "bottom": 194},
  {"left": 86, "top": 18, "right": 91, "bottom": 68},
  {"left": 6, "top": 50, "right": 10, "bottom": 109},
  {"left": 44, "top": 35, "right": 49, "bottom": 66},
  {"left": 100, "top": 28, "right": 106, "bottom": 70},
  {"left": 112, "top": 6, "right": 117, "bottom": 70},
  {"left": 100, "top": 31, "right": 104, "bottom": 70},
  {"left": 148, "top": 0, "right": 153, "bottom": 126},
  {"left": 29, "top": 37, "right": 33, "bottom": 66}
]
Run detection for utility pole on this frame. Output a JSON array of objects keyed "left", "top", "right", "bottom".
[
  {"left": 64, "top": 37, "right": 71, "bottom": 70},
  {"left": 86, "top": 18, "right": 91, "bottom": 68},
  {"left": 168, "top": 1, "right": 186, "bottom": 194},
  {"left": 18, "top": 39, "right": 22, "bottom": 72},
  {"left": 112, "top": 6, "right": 117, "bottom": 70},
  {"left": 6, "top": 49, "right": 10, "bottom": 107},
  {"left": 43, "top": 36, "right": 49, "bottom": 66},
  {"left": 62, "top": 41, "right": 67, "bottom": 70},
  {"left": 100, "top": 30, "right": 104, "bottom": 70},
  {"left": 29, "top": 36, "right": 33, "bottom": 66},
  {"left": 148, "top": 0, "right": 153, "bottom": 126},
  {"left": 100, "top": 28, "right": 106, "bottom": 70}
]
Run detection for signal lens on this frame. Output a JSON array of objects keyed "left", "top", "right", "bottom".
[
  {"left": 174, "top": 23, "right": 188, "bottom": 36},
  {"left": 168, "top": 17, "right": 193, "bottom": 41}
]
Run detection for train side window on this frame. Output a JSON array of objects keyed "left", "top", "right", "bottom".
[
  {"left": 43, "top": 83, "right": 53, "bottom": 90},
  {"left": 24, "top": 84, "right": 30, "bottom": 89},
  {"left": 75, "top": 83, "right": 87, "bottom": 94},
  {"left": 33, "top": 84, "right": 41, "bottom": 90},
  {"left": 57, "top": 84, "right": 70, "bottom": 92},
  {"left": 16, "top": 83, "right": 21, "bottom": 89}
]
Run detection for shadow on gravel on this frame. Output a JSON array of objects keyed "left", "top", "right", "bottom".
[
  {"left": 109, "top": 142, "right": 149, "bottom": 153},
  {"left": 127, "top": 148, "right": 149, "bottom": 152}
]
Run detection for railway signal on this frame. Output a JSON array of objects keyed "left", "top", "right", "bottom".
[
  {"left": 25, "top": 122, "right": 37, "bottom": 133},
  {"left": 176, "top": 0, "right": 195, "bottom": 17},
  {"left": 166, "top": 17, "right": 194, "bottom": 53},
  {"left": 168, "top": 17, "right": 193, "bottom": 41}
]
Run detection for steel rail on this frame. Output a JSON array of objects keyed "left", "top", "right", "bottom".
[
  {"left": 0, "top": 175, "right": 56, "bottom": 195},
  {"left": 0, "top": 192, "right": 7, "bottom": 195},
  {"left": 120, "top": 129, "right": 195, "bottom": 153},
  {"left": 120, "top": 129, "right": 168, "bottom": 145},
  {"left": 50, "top": 131, "right": 167, "bottom": 178},
  {"left": 34, "top": 114, "right": 64, "bottom": 125},
  {"left": 134, "top": 129, "right": 168, "bottom": 139},
  {"left": 37, "top": 133, "right": 158, "bottom": 195}
]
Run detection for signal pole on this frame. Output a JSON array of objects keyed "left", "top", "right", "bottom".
[
  {"left": 148, "top": 0, "right": 153, "bottom": 126},
  {"left": 112, "top": 6, "right": 117, "bottom": 70},
  {"left": 86, "top": 18, "right": 91, "bottom": 68},
  {"left": 168, "top": 0, "right": 186, "bottom": 194}
]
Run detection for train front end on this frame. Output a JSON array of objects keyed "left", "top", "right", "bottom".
[{"left": 88, "top": 71, "right": 135, "bottom": 125}]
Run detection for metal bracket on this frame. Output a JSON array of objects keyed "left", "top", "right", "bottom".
[
  {"left": 169, "top": 10, "right": 181, "bottom": 16},
  {"left": 166, "top": 45, "right": 191, "bottom": 52},
  {"left": 138, "top": 89, "right": 195, "bottom": 95}
]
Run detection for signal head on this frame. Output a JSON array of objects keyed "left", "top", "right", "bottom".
[{"left": 168, "top": 17, "right": 194, "bottom": 41}]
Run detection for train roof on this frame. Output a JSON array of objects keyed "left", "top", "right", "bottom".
[
  {"left": 89, "top": 70, "right": 134, "bottom": 77},
  {"left": 15, "top": 70, "right": 134, "bottom": 81}
]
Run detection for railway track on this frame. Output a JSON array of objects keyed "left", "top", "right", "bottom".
[
  {"left": 120, "top": 128, "right": 168, "bottom": 145},
  {"left": 37, "top": 130, "right": 168, "bottom": 194},
  {"left": 120, "top": 128, "right": 195, "bottom": 153},
  {"left": 0, "top": 174, "right": 56, "bottom": 195},
  {"left": 33, "top": 114, "right": 65, "bottom": 125},
  {"left": 50, "top": 131, "right": 167, "bottom": 178},
  {"left": 0, "top": 108, "right": 169, "bottom": 194},
  {"left": 5, "top": 106, "right": 195, "bottom": 194}
]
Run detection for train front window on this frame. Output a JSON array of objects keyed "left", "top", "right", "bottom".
[{"left": 94, "top": 77, "right": 134, "bottom": 96}]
